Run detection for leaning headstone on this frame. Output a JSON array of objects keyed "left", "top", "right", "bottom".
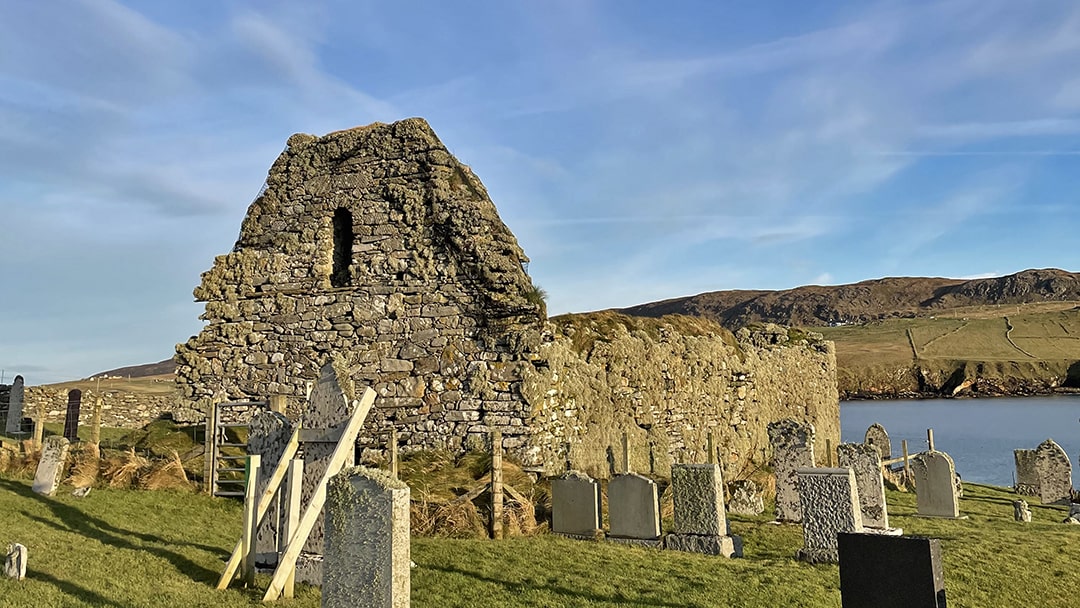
[
  {"left": 607, "top": 473, "right": 661, "bottom": 546},
  {"left": 768, "top": 418, "right": 815, "bottom": 522},
  {"left": 551, "top": 471, "right": 602, "bottom": 539},
  {"left": 911, "top": 450, "right": 961, "bottom": 518},
  {"left": 837, "top": 442, "right": 893, "bottom": 530},
  {"left": 4, "top": 375, "right": 24, "bottom": 435},
  {"left": 63, "top": 389, "right": 82, "bottom": 441},
  {"left": 32, "top": 436, "right": 70, "bottom": 496},
  {"left": 1064, "top": 503, "right": 1080, "bottom": 524},
  {"left": 296, "top": 362, "right": 358, "bottom": 585},
  {"left": 838, "top": 533, "right": 946, "bottom": 607},
  {"left": 863, "top": 423, "right": 891, "bottom": 459},
  {"left": 727, "top": 480, "right": 764, "bottom": 515},
  {"left": 1013, "top": 449, "right": 1039, "bottom": 496},
  {"left": 323, "top": 466, "right": 409, "bottom": 608},
  {"left": 248, "top": 411, "right": 296, "bottom": 568},
  {"left": 1034, "top": 439, "right": 1072, "bottom": 505},
  {"left": 795, "top": 467, "right": 863, "bottom": 563},
  {"left": 4, "top": 543, "right": 26, "bottom": 581},
  {"left": 1013, "top": 499, "right": 1031, "bottom": 523},
  {"left": 665, "top": 464, "right": 741, "bottom": 557}
]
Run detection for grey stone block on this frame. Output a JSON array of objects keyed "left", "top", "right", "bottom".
[
  {"left": 912, "top": 451, "right": 960, "bottom": 518},
  {"left": 671, "top": 464, "right": 726, "bottom": 536},
  {"left": 768, "top": 419, "right": 815, "bottom": 523},
  {"left": 1013, "top": 449, "right": 1039, "bottom": 496},
  {"left": 664, "top": 533, "right": 742, "bottom": 558},
  {"left": 837, "top": 442, "right": 889, "bottom": 529},
  {"left": 1034, "top": 439, "right": 1072, "bottom": 505},
  {"left": 796, "top": 467, "right": 863, "bottom": 563},
  {"left": 607, "top": 473, "right": 660, "bottom": 541},
  {"left": 551, "top": 471, "right": 601, "bottom": 537},
  {"left": 863, "top": 423, "right": 891, "bottom": 459},
  {"left": 838, "top": 533, "right": 946, "bottom": 607},
  {"left": 4, "top": 543, "right": 26, "bottom": 581}
]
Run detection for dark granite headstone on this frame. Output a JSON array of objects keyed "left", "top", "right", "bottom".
[
  {"left": 63, "top": 389, "right": 82, "bottom": 441},
  {"left": 838, "top": 532, "right": 946, "bottom": 608}
]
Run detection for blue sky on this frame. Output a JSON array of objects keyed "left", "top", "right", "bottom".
[{"left": 3, "top": 0, "right": 1080, "bottom": 384}]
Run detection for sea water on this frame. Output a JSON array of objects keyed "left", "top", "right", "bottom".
[{"left": 840, "top": 395, "right": 1080, "bottom": 488}]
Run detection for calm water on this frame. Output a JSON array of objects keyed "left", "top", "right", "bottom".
[{"left": 840, "top": 396, "right": 1080, "bottom": 488}]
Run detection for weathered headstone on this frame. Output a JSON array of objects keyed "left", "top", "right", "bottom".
[
  {"left": 911, "top": 450, "right": 961, "bottom": 518},
  {"left": 863, "top": 423, "right": 891, "bottom": 459},
  {"left": 297, "top": 362, "right": 357, "bottom": 585},
  {"left": 551, "top": 471, "right": 602, "bottom": 539},
  {"left": 838, "top": 533, "right": 946, "bottom": 607},
  {"left": 1034, "top": 439, "right": 1072, "bottom": 505},
  {"left": 32, "top": 436, "right": 70, "bottom": 496},
  {"left": 1013, "top": 449, "right": 1039, "bottom": 496},
  {"left": 727, "top": 479, "right": 764, "bottom": 516},
  {"left": 323, "top": 466, "right": 409, "bottom": 608},
  {"left": 1012, "top": 499, "right": 1031, "bottom": 522},
  {"left": 665, "top": 464, "right": 741, "bottom": 557},
  {"left": 837, "top": 442, "right": 892, "bottom": 530},
  {"left": 607, "top": 473, "right": 661, "bottom": 546},
  {"left": 795, "top": 467, "right": 863, "bottom": 563},
  {"left": 4, "top": 543, "right": 26, "bottom": 581},
  {"left": 1065, "top": 503, "right": 1080, "bottom": 524},
  {"left": 63, "top": 389, "right": 82, "bottom": 441},
  {"left": 4, "top": 375, "right": 24, "bottom": 435},
  {"left": 768, "top": 418, "right": 815, "bottom": 522},
  {"left": 248, "top": 411, "right": 296, "bottom": 568}
]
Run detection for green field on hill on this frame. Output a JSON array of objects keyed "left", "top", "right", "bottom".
[{"left": 0, "top": 475, "right": 1076, "bottom": 607}]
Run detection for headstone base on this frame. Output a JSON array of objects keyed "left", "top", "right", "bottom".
[
  {"left": 606, "top": 536, "right": 662, "bottom": 549},
  {"left": 863, "top": 527, "right": 904, "bottom": 536},
  {"left": 664, "top": 533, "right": 742, "bottom": 558},
  {"left": 295, "top": 552, "right": 323, "bottom": 586},
  {"left": 795, "top": 547, "right": 838, "bottom": 564},
  {"left": 915, "top": 514, "right": 968, "bottom": 520},
  {"left": 554, "top": 529, "right": 604, "bottom": 541}
]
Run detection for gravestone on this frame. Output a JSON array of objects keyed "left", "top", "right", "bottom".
[
  {"left": 1012, "top": 499, "right": 1031, "bottom": 523},
  {"left": 63, "top": 389, "right": 82, "bottom": 441},
  {"left": 247, "top": 410, "right": 296, "bottom": 568},
  {"left": 1013, "top": 449, "right": 1039, "bottom": 496},
  {"left": 4, "top": 375, "right": 24, "bottom": 435},
  {"left": 323, "top": 466, "right": 409, "bottom": 608},
  {"left": 863, "top": 423, "right": 891, "bottom": 459},
  {"left": 727, "top": 479, "right": 764, "bottom": 516},
  {"left": 1034, "top": 439, "right": 1072, "bottom": 505},
  {"left": 1065, "top": 503, "right": 1080, "bottom": 524},
  {"left": 911, "top": 450, "right": 961, "bottom": 518},
  {"left": 32, "top": 436, "right": 70, "bottom": 496},
  {"left": 768, "top": 418, "right": 816, "bottom": 522},
  {"left": 795, "top": 467, "right": 863, "bottom": 563},
  {"left": 297, "top": 362, "right": 358, "bottom": 585},
  {"left": 4, "top": 543, "right": 26, "bottom": 581},
  {"left": 837, "top": 442, "right": 892, "bottom": 530},
  {"left": 838, "top": 533, "right": 946, "bottom": 607},
  {"left": 551, "top": 471, "right": 602, "bottom": 538},
  {"left": 607, "top": 473, "right": 661, "bottom": 546},
  {"left": 665, "top": 464, "right": 741, "bottom": 557}
]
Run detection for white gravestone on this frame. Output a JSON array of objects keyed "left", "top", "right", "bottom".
[{"left": 32, "top": 436, "right": 70, "bottom": 496}]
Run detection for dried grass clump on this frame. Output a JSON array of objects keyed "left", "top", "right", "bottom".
[
  {"left": 102, "top": 448, "right": 150, "bottom": 489},
  {"left": 4, "top": 445, "right": 41, "bottom": 479},
  {"left": 139, "top": 450, "right": 194, "bottom": 491},
  {"left": 411, "top": 493, "right": 487, "bottom": 538},
  {"left": 67, "top": 444, "right": 101, "bottom": 489}
]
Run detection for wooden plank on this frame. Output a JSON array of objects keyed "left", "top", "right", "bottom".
[
  {"left": 262, "top": 387, "right": 376, "bottom": 602},
  {"left": 283, "top": 459, "right": 303, "bottom": 600},
  {"left": 241, "top": 455, "right": 261, "bottom": 587},
  {"left": 215, "top": 424, "right": 302, "bottom": 590},
  {"left": 491, "top": 431, "right": 503, "bottom": 540}
]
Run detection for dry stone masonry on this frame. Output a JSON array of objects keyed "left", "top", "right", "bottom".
[{"left": 176, "top": 118, "right": 840, "bottom": 476}]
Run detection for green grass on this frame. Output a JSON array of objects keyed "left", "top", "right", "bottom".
[{"left": 1, "top": 475, "right": 1077, "bottom": 607}]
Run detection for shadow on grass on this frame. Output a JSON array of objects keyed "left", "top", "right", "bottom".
[
  {"left": 0, "top": 478, "right": 223, "bottom": 584},
  {"left": 425, "top": 563, "right": 686, "bottom": 607},
  {"left": 30, "top": 570, "right": 127, "bottom": 608}
]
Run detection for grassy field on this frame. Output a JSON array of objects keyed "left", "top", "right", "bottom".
[{"left": 0, "top": 475, "right": 1076, "bottom": 607}]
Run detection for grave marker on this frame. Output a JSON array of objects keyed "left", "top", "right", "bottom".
[
  {"left": 247, "top": 411, "right": 295, "bottom": 568},
  {"left": 32, "top": 436, "right": 70, "bottom": 496},
  {"left": 4, "top": 375, "right": 24, "bottom": 435},
  {"left": 864, "top": 423, "right": 891, "bottom": 459},
  {"left": 911, "top": 451, "right": 961, "bottom": 518},
  {"left": 727, "top": 480, "right": 764, "bottom": 516},
  {"left": 551, "top": 471, "right": 602, "bottom": 539},
  {"left": 1034, "top": 439, "right": 1072, "bottom": 505},
  {"left": 1012, "top": 499, "right": 1031, "bottom": 523},
  {"left": 665, "top": 463, "right": 741, "bottom": 557},
  {"left": 607, "top": 473, "right": 661, "bottom": 546},
  {"left": 795, "top": 467, "right": 863, "bottom": 563},
  {"left": 768, "top": 418, "right": 816, "bottom": 522},
  {"left": 323, "top": 466, "right": 410, "bottom": 608},
  {"left": 4, "top": 543, "right": 26, "bottom": 581},
  {"left": 63, "top": 389, "right": 82, "bottom": 441},
  {"left": 838, "top": 533, "right": 946, "bottom": 607},
  {"left": 837, "top": 442, "right": 893, "bottom": 530},
  {"left": 1013, "top": 449, "right": 1039, "bottom": 496}
]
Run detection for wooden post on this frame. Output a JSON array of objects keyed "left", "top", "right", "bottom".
[
  {"left": 268, "top": 395, "right": 287, "bottom": 415},
  {"left": 283, "top": 459, "right": 303, "bottom": 599},
  {"left": 241, "top": 455, "right": 261, "bottom": 587},
  {"left": 491, "top": 430, "right": 504, "bottom": 540},
  {"left": 32, "top": 401, "right": 44, "bottom": 447},
  {"left": 926, "top": 429, "right": 935, "bottom": 452},
  {"left": 389, "top": 427, "right": 399, "bottom": 479},
  {"left": 90, "top": 396, "right": 103, "bottom": 446},
  {"left": 826, "top": 438, "right": 833, "bottom": 467},
  {"left": 203, "top": 401, "right": 219, "bottom": 495},
  {"left": 707, "top": 433, "right": 715, "bottom": 464},
  {"left": 621, "top": 432, "right": 630, "bottom": 473},
  {"left": 902, "top": 440, "right": 910, "bottom": 478}
]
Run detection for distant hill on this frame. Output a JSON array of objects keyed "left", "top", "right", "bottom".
[
  {"left": 619, "top": 268, "right": 1080, "bottom": 329},
  {"left": 93, "top": 358, "right": 176, "bottom": 379}
]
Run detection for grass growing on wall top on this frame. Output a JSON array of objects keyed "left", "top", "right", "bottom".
[
  {"left": 0, "top": 475, "right": 1076, "bottom": 607},
  {"left": 551, "top": 311, "right": 744, "bottom": 359}
]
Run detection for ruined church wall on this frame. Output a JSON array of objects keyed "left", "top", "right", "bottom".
[
  {"left": 24, "top": 386, "right": 173, "bottom": 428},
  {"left": 521, "top": 314, "right": 839, "bottom": 480}
]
